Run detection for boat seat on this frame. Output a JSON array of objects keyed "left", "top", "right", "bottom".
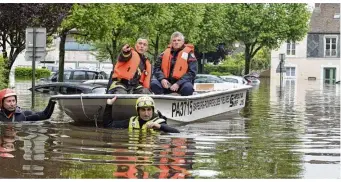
[{"left": 195, "top": 83, "right": 214, "bottom": 91}]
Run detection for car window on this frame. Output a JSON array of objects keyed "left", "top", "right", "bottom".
[
  {"left": 209, "top": 77, "right": 224, "bottom": 83},
  {"left": 64, "top": 71, "right": 72, "bottom": 80},
  {"left": 194, "top": 78, "right": 208, "bottom": 83},
  {"left": 87, "top": 71, "right": 96, "bottom": 80},
  {"left": 59, "top": 86, "right": 83, "bottom": 94},
  {"left": 73, "top": 71, "right": 86, "bottom": 80},
  {"left": 224, "top": 78, "right": 238, "bottom": 83},
  {"left": 99, "top": 72, "right": 108, "bottom": 79}
]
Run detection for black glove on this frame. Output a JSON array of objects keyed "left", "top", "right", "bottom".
[{"left": 157, "top": 110, "right": 167, "bottom": 121}]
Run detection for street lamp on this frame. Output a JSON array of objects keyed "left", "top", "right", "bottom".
[{"left": 279, "top": 53, "right": 285, "bottom": 93}]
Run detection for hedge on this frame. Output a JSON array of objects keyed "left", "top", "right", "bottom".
[
  {"left": 204, "top": 64, "right": 243, "bottom": 76},
  {"left": 15, "top": 67, "right": 51, "bottom": 79}
]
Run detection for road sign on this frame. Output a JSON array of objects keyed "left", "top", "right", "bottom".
[{"left": 25, "top": 28, "right": 46, "bottom": 62}]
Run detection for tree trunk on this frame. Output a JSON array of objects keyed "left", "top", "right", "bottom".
[
  {"left": 58, "top": 29, "right": 68, "bottom": 82},
  {"left": 1, "top": 35, "right": 9, "bottom": 87},
  {"left": 110, "top": 38, "right": 117, "bottom": 64},
  {"left": 244, "top": 45, "right": 251, "bottom": 75},
  {"left": 153, "top": 33, "right": 160, "bottom": 63}
]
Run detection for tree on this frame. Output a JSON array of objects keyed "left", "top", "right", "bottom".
[
  {"left": 195, "top": 4, "right": 227, "bottom": 54},
  {"left": 0, "top": 4, "right": 72, "bottom": 84},
  {"left": 222, "top": 3, "right": 311, "bottom": 74},
  {"left": 68, "top": 4, "right": 143, "bottom": 64}
]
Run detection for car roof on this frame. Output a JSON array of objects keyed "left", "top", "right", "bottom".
[
  {"left": 220, "top": 75, "right": 244, "bottom": 79},
  {"left": 59, "top": 69, "right": 104, "bottom": 73},
  {"left": 33, "top": 82, "right": 105, "bottom": 90}
]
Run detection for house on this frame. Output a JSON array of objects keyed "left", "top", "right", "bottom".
[
  {"left": 271, "top": 3, "right": 340, "bottom": 84},
  {"left": 270, "top": 3, "right": 340, "bottom": 104}
]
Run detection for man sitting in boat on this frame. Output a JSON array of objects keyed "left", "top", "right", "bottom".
[
  {"left": 103, "top": 96, "right": 179, "bottom": 133},
  {"left": 0, "top": 88, "right": 56, "bottom": 122},
  {"left": 107, "top": 38, "right": 152, "bottom": 94},
  {"left": 151, "top": 31, "right": 197, "bottom": 96}
]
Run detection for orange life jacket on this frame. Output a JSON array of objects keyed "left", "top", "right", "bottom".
[
  {"left": 112, "top": 50, "right": 151, "bottom": 88},
  {"left": 161, "top": 44, "right": 194, "bottom": 80}
]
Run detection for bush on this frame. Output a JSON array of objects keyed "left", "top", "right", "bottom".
[
  {"left": 204, "top": 53, "right": 245, "bottom": 76},
  {"left": 15, "top": 67, "right": 51, "bottom": 79},
  {"left": 209, "top": 71, "right": 232, "bottom": 76},
  {"left": 204, "top": 64, "right": 242, "bottom": 76}
]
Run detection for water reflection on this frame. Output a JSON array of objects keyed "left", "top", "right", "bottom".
[
  {"left": 0, "top": 80, "right": 339, "bottom": 179},
  {"left": 0, "top": 125, "right": 16, "bottom": 158},
  {"left": 52, "top": 127, "right": 194, "bottom": 179}
]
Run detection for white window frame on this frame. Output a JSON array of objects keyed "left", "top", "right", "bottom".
[
  {"left": 286, "top": 41, "right": 296, "bottom": 56},
  {"left": 284, "top": 66, "right": 296, "bottom": 79},
  {"left": 324, "top": 35, "right": 338, "bottom": 57}
]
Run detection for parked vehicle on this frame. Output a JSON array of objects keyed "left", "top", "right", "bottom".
[
  {"left": 42, "top": 69, "right": 108, "bottom": 83},
  {"left": 29, "top": 82, "right": 106, "bottom": 95},
  {"left": 195, "top": 74, "right": 226, "bottom": 83},
  {"left": 194, "top": 74, "right": 239, "bottom": 92},
  {"left": 243, "top": 73, "right": 260, "bottom": 86},
  {"left": 82, "top": 79, "right": 109, "bottom": 87},
  {"left": 220, "top": 75, "right": 249, "bottom": 85}
]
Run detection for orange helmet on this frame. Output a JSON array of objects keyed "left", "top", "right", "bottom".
[{"left": 0, "top": 88, "right": 17, "bottom": 108}]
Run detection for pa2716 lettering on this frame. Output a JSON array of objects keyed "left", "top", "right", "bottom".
[{"left": 171, "top": 100, "right": 193, "bottom": 117}]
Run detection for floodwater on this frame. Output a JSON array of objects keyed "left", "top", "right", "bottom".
[{"left": 0, "top": 79, "right": 340, "bottom": 179}]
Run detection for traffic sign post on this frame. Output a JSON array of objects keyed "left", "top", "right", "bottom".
[{"left": 25, "top": 27, "right": 46, "bottom": 109}]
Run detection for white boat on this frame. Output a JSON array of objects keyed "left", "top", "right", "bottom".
[{"left": 51, "top": 84, "right": 251, "bottom": 125}]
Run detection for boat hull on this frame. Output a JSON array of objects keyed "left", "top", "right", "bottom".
[{"left": 51, "top": 85, "right": 251, "bottom": 125}]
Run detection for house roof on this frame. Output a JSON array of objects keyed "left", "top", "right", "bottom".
[{"left": 309, "top": 3, "right": 340, "bottom": 34}]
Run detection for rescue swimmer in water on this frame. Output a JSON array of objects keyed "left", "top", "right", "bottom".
[
  {"left": 0, "top": 88, "right": 56, "bottom": 122},
  {"left": 103, "top": 96, "right": 179, "bottom": 133}
]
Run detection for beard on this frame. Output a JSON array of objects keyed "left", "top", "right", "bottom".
[{"left": 5, "top": 106, "right": 16, "bottom": 112}]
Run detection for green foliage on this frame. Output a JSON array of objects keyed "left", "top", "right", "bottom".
[
  {"left": 222, "top": 3, "right": 311, "bottom": 74},
  {"left": 209, "top": 71, "right": 232, "bottom": 76},
  {"left": 57, "top": 3, "right": 309, "bottom": 74},
  {"left": 15, "top": 67, "right": 51, "bottom": 79},
  {"left": 196, "top": 4, "right": 229, "bottom": 53},
  {"left": 251, "top": 47, "right": 271, "bottom": 71},
  {"left": 0, "top": 56, "right": 8, "bottom": 89},
  {"left": 205, "top": 52, "right": 245, "bottom": 75}
]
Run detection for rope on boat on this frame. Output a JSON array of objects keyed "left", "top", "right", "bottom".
[{"left": 80, "top": 93, "right": 99, "bottom": 128}]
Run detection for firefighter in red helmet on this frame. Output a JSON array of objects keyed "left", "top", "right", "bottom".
[{"left": 0, "top": 88, "right": 56, "bottom": 122}]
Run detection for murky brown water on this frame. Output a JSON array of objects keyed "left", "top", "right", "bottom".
[{"left": 0, "top": 79, "right": 339, "bottom": 178}]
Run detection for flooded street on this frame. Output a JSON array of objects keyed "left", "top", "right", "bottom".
[{"left": 0, "top": 79, "right": 340, "bottom": 179}]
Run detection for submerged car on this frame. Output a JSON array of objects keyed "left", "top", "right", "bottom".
[
  {"left": 220, "top": 75, "right": 249, "bottom": 85},
  {"left": 243, "top": 73, "right": 260, "bottom": 86},
  {"left": 41, "top": 69, "right": 108, "bottom": 83},
  {"left": 29, "top": 82, "right": 106, "bottom": 95},
  {"left": 194, "top": 74, "right": 238, "bottom": 91},
  {"left": 195, "top": 74, "right": 226, "bottom": 83}
]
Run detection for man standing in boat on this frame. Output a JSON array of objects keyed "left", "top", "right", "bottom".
[
  {"left": 103, "top": 96, "right": 179, "bottom": 133},
  {"left": 0, "top": 88, "right": 56, "bottom": 122},
  {"left": 151, "top": 31, "right": 197, "bottom": 96},
  {"left": 107, "top": 38, "right": 152, "bottom": 94}
]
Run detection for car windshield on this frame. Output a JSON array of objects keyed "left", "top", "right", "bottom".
[{"left": 195, "top": 75, "right": 225, "bottom": 83}]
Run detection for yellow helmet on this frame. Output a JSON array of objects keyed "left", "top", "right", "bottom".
[{"left": 135, "top": 96, "right": 155, "bottom": 112}]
